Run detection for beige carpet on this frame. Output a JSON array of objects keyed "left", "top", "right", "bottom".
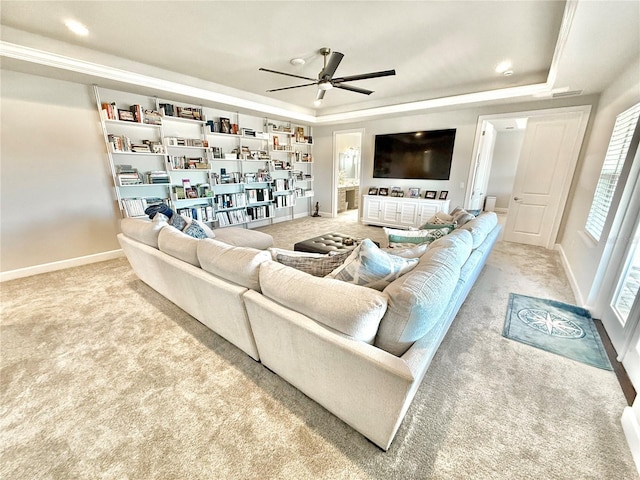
[{"left": 1, "top": 212, "right": 638, "bottom": 479}]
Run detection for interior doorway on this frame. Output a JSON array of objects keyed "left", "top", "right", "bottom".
[
  {"left": 333, "top": 129, "right": 363, "bottom": 217},
  {"left": 467, "top": 106, "right": 591, "bottom": 248}
]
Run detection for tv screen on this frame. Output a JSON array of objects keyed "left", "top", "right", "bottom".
[{"left": 373, "top": 129, "right": 456, "bottom": 180}]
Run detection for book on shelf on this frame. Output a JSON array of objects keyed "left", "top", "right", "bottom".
[
  {"left": 145, "top": 171, "right": 170, "bottom": 184},
  {"left": 129, "top": 104, "right": 143, "bottom": 123},
  {"left": 143, "top": 110, "right": 162, "bottom": 125},
  {"left": 101, "top": 102, "right": 117, "bottom": 120}
]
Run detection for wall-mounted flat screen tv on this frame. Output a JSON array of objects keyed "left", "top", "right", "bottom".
[{"left": 373, "top": 129, "right": 456, "bottom": 180}]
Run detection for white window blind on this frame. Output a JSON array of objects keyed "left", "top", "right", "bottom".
[{"left": 585, "top": 102, "right": 640, "bottom": 241}]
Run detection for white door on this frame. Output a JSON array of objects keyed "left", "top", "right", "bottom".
[
  {"left": 469, "top": 122, "right": 496, "bottom": 210},
  {"left": 503, "top": 109, "right": 590, "bottom": 248}
]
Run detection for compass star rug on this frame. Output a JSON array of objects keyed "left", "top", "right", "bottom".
[{"left": 503, "top": 293, "right": 612, "bottom": 370}]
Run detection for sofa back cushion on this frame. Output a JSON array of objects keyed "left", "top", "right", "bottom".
[
  {"left": 120, "top": 217, "right": 167, "bottom": 248},
  {"left": 460, "top": 212, "right": 498, "bottom": 249},
  {"left": 374, "top": 239, "right": 467, "bottom": 356},
  {"left": 197, "top": 239, "right": 271, "bottom": 291},
  {"left": 260, "top": 261, "right": 387, "bottom": 344},
  {"left": 158, "top": 226, "right": 200, "bottom": 267}
]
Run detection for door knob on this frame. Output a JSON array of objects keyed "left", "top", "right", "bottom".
[{"left": 514, "top": 197, "right": 521, "bottom": 202}]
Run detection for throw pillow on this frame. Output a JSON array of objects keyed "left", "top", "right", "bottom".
[
  {"left": 450, "top": 207, "right": 475, "bottom": 227},
  {"left": 381, "top": 243, "right": 430, "bottom": 259},
  {"left": 269, "top": 248, "right": 351, "bottom": 277},
  {"left": 327, "top": 238, "right": 418, "bottom": 291},
  {"left": 182, "top": 221, "right": 209, "bottom": 239},
  {"left": 144, "top": 202, "right": 173, "bottom": 220},
  {"left": 419, "top": 222, "right": 456, "bottom": 234},
  {"left": 383, "top": 226, "right": 452, "bottom": 248},
  {"left": 427, "top": 211, "right": 455, "bottom": 225},
  {"left": 169, "top": 213, "right": 188, "bottom": 231}
]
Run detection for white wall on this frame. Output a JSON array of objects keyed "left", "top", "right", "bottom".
[
  {"left": 558, "top": 58, "right": 640, "bottom": 306},
  {"left": 1, "top": 70, "right": 121, "bottom": 273},
  {"left": 313, "top": 95, "right": 600, "bottom": 218},
  {"left": 486, "top": 130, "right": 524, "bottom": 209}
]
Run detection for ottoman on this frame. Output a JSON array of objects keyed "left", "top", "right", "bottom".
[{"left": 294, "top": 232, "right": 377, "bottom": 254}]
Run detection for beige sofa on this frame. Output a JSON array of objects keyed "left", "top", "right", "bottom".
[{"left": 118, "top": 212, "right": 501, "bottom": 450}]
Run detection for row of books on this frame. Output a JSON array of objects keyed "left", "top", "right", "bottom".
[
  {"left": 274, "top": 193, "right": 295, "bottom": 208},
  {"left": 168, "top": 156, "right": 209, "bottom": 170},
  {"left": 101, "top": 102, "right": 162, "bottom": 125},
  {"left": 246, "top": 188, "right": 271, "bottom": 204},
  {"left": 121, "top": 197, "right": 165, "bottom": 217},
  {"left": 247, "top": 205, "right": 274, "bottom": 221},
  {"left": 146, "top": 171, "right": 170, "bottom": 184},
  {"left": 176, "top": 205, "right": 214, "bottom": 223},
  {"left": 273, "top": 178, "right": 295, "bottom": 192},
  {"left": 216, "top": 209, "right": 249, "bottom": 226},
  {"left": 214, "top": 193, "right": 247, "bottom": 209},
  {"left": 159, "top": 103, "right": 204, "bottom": 121},
  {"left": 164, "top": 137, "right": 208, "bottom": 148}
]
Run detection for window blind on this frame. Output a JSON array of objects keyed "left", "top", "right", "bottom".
[{"left": 585, "top": 102, "right": 640, "bottom": 241}]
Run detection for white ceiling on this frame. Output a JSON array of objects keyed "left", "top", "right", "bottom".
[{"left": 1, "top": 1, "right": 638, "bottom": 120}]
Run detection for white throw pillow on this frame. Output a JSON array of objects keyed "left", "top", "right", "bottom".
[{"left": 327, "top": 239, "right": 418, "bottom": 291}]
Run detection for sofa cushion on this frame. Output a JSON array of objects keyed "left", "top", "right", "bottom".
[
  {"left": 327, "top": 239, "right": 419, "bottom": 291},
  {"left": 213, "top": 227, "right": 273, "bottom": 249},
  {"left": 197, "top": 239, "right": 271, "bottom": 291},
  {"left": 375, "top": 241, "right": 463, "bottom": 356},
  {"left": 120, "top": 216, "right": 167, "bottom": 248},
  {"left": 383, "top": 227, "right": 452, "bottom": 248},
  {"left": 260, "top": 261, "right": 387, "bottom": 343},
  {"left": 460, "top": 212, "right": 498, "bottom": 249},
  {"left": 426, "top": 229, "right": 473, "bottom": 269},
  {"left": 269, "top": 248, "right": 351, "bottom": 277},
  {"left": 158, "top": 226, "right": 200, "bottom": 267}
]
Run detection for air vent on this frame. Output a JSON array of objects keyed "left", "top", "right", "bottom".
[{"left": 552, "top": 89, "right": 583, "bottom": 98}]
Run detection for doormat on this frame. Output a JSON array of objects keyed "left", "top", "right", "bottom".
[{"left": 502, "top": 293, "right": 612, "bottom": 370}]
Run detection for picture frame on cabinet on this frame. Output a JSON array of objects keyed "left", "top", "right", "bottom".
[
  {"left": 439, "top": 190, "right": 449, "bottom": 200},
  {"left": 425, "top": 190, "right": 437, "bottom": 199},
  {"left": 368, "top": 187, "right": 379, "bottom": 195},
  {"left": 390, "top": 186, "right": 403, "bottom": 197},
  {"left": 378, "top": 187, "right": 389, "bottom": 196},
  {"left": 118, "top": 109, "right": 136, "bottom": 122},
  {"left": 408, "top": 187, "right": 421, "bottom": 198}
]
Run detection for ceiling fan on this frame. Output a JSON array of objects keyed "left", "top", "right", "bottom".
[{"left": 259, "top": 47, "right": 396, "bottom": 102}]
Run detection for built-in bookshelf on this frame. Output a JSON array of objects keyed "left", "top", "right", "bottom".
[{"left": 93, "top": 86, "right": 313, "bottom": 228}]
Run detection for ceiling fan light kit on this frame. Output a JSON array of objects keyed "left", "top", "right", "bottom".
[{"left": 260, "top": 47, "right": 396, "bottom": 103}]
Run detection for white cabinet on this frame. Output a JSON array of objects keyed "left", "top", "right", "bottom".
[{"left": 362, "top": 195, "right": 450, "bottom": 229}]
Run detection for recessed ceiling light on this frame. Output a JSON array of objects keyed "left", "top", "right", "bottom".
[
  {"left": 290, "top": 58, "right": 305, "bottom": 66},
  {"left": 495, "top": 60, "right": 512, "bottom": 74},
  {"left": 64, "top": 19, "right": 89, "bottom": 36}
]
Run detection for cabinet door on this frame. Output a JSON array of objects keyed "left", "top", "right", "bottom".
[
  {"left": 363, "top": 196, "right": 384, "bottom": 223},
  {"left": 381, "top": 199, "right": 400, "bottom": 224},
  {"left": 397, "top": 201, "right": 419, "bottom": 227},
  {"left": 417, "top": 203, "right": 439, "bottom": 225}
]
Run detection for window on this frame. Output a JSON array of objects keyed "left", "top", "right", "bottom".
[{"left": 585, "top": 102, "right": 640, "bottom": 241}]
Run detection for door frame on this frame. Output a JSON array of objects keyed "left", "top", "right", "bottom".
[
  {"left": 332, "top": 128, "right": 364, "bottom": 217},
  {"left": 466, "top": 105, "right": 591, "bottom": 248}
]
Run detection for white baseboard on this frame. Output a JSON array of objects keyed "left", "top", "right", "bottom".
[
  {"left": 494, "top": 207, "right": 509, "bottom": 213},
  {"left": 622, "top": 405, "right": 640, "bottom": 475},
  {"left": 555, "top": 243, "right": 586, "bottom": 307},
  {"left": 0, "top": 250, "right": 124, "bottom": 282}
]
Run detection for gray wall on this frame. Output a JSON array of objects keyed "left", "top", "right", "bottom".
[{"left": 1, "top": 70, "right": 121, "bottom": 273}]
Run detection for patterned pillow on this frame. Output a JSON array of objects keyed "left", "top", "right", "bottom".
[
  {"left": 452, "top": 209, "right": 475, "bottom": 227},
  {"left": 419, "top": 222, "right": 456, "bottom": 234},
  {"left": 383, "top": 226, "right": 452, "bottom": 248},
  {"left": 327, "top": 239, "right": 418, "bottom": 291},
  {"left": 427, "top": 212, "right": 455, "bottom": 225},
  {"left": 169, "top": 213, "right": 188, "bottom": 231},
  {"left": 269, "top": 248, "right": 351, "bottom": 277},
  {"left": 182, "top": 221, "right": 209, "bottom": 239}
]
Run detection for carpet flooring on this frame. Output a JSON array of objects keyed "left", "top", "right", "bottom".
[{"left": 1, "top": 212, "right": 638, "bottom": 479}]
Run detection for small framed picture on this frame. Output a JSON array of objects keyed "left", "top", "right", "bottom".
[
  {"left": 408, "top": 187, "right": 421, "bottom": 198},
  {"left": 439, "top": 190, "right": 449, "bottom": 200},
  {"left": 379, "top": 187, "right": 389, "bottom": 196},
  {"left": 118, "top": 109, "right": 135, "bottom": 122},
  {"left": 368, "top": 187, "right": 379, "bottom": 195},
  {"left": 425, "top": 190, "right": 437, "bottom": 199},
  {"left": 390, "top": 186, "right": 402, "bottom": 197}
]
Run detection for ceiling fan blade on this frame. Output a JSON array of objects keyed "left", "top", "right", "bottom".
[
  {"left": 320, "top": 51, "right": 344, "bottom": 79},
  {"left": 332, "top": 69, "right": 396, "bottom": 83},
  {"left": 259, "top": 67, "right": 317, "bottom": 82},
  {"left": 334, "top": 83, "right": 373, "bottom": 95},
  {"left": 266, "top": 82, "right": 318, "bottom": 93}
]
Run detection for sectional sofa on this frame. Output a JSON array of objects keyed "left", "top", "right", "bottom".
[{"left": 117, "top": 212, "right": 501, "bottom": 450}]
